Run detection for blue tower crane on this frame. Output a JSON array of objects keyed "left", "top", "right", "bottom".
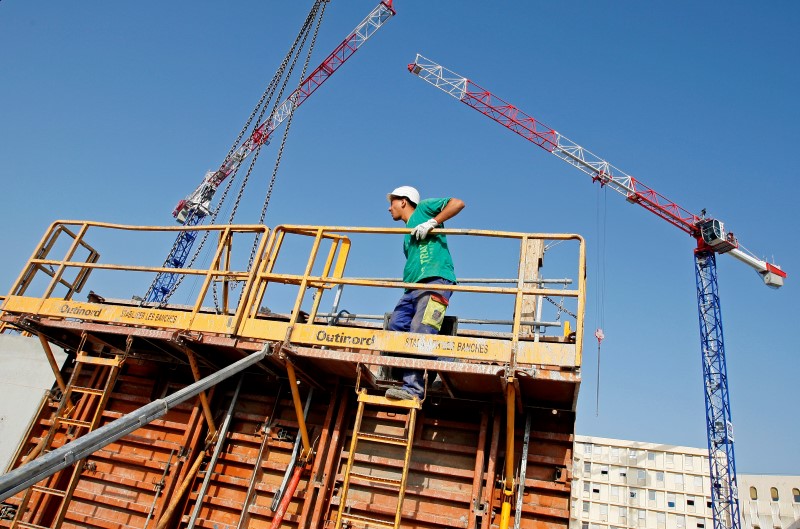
[{"left": 407, "top": 54, "right": 786, "bottom": 529}]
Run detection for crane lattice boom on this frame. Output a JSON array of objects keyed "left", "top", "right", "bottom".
[
  {"left": 174, "top": 1, "right": 396, "bottom": 222},
  {"left": 408, "top": 54, "right": 785, "bottom": 288}
]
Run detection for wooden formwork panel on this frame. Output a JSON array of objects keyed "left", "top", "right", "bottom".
[
  {"left": 173, "top": 377, "right": 327, "bottom": 529},
  {"left": 1, "top": 324, "right": 576, "bottom": 529}
]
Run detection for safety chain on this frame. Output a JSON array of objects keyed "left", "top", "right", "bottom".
[
  {"left": 214, "top": 1, "right": 326, "bottom": 312},
  {"left": 245, "top": 0, "right": 329, "bottom": 278},
  {"left": 544, "top": 294, "right": 578, "bottom": 320}
]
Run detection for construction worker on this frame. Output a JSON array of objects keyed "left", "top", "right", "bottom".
[{"left": 384, "top": 186, "right": 465, "bottom": 400}]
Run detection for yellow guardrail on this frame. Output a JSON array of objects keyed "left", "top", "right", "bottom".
[{"left": 1, "top": 221, "right": 586, "bottom": 368}]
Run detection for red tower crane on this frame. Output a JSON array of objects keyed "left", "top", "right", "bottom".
[
  {"left": 143, "top": 1, "right": 396, "bottom": 304},
  {"left": 408, "top": 53, "right": 786, "bottom": 529}
]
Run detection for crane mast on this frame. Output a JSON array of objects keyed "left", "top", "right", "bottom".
[
  {"left": 408, "top": 53, "right": 787, "bottom": 529},
  {"left": 144, "top": 1, "right": 396, "bottom": 303}
]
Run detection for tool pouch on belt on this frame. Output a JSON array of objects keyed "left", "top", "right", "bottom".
[{"left": 421, "top": 293, "right": 449, "bottom": 331}]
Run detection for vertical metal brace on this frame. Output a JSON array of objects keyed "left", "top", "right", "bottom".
[
  {"left": 186, "top": 375, "right": 244, "bottom": 529},
  {"left": 285, "top": 359, "right": 313, "bottom": 462}
]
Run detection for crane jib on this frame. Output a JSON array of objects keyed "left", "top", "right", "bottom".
[{"left": 409, "top": 53, "right": 786, "bottom": 286}]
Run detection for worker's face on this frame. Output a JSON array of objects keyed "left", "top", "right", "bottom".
[{"left": 388, "top": 197, "right": 405, "bottom": 221}]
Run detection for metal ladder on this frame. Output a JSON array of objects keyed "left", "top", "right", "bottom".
[
  {"left": 334, "top": 389, "right": 420, "bottom": 529},
  {"left": 11, "top": 334, "right": 126, "bottom": 529}
]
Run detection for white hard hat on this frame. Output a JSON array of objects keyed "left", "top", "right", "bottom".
[{"left": 387, "top": 186, "right": 420, "bottom": 205}]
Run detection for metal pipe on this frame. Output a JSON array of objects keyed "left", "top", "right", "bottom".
[
  {"left": 271, "top": 387, "right": 314, "bottom": 511},
  {"left": 514, "top": 413, "right": 532, "bottom": 529},
  {"left": 285, "top": 361, "right": 312, "bottom": 460},
  {"left": 500, "top": 380, "right": 516, "bottom": 529},
  {"left": 269, "top": 467, "right": 303, "bottom": 529},
  {"left": 187, "top": 374, "right": 244, "bottom": 529},
  {"left": 37, "top": 333, "right": 66, "bottom": 394},
  {"left": 0, "top": 346, "right": 268, "bottom": 502},
  {"left": 184, "top": 348, "right": 217, "bottom": 438},
  {"left": 144, "top": 449, "right": 174, "bottom": 529},
  {"left": 314, "top": 312, "right": 562, "bottom": 328},
  {"left": 343, "top": 277, "right": 573, "bottom": 285},
  {"left": 236, "top": 384, "right": 283, "bottom": 529},
  {"left": 155, "top": 452, "right": 205, "bottom": 529}
]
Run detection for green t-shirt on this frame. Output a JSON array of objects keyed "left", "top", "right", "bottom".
[{"left": 402, "top": 197, "right": 457, "bottom": 285}]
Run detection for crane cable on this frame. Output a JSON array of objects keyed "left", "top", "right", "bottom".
[
  {"left": 154, "top": 1, "right": 324, "bottom": 307},
  {"left": 213, "top": 0, "right": 328, "bottom": 311},
  {"left": 222, "top": 0, "right": 327, "bottom": 227},
  {"left": 247, "top": 0, "right": 330, "bottom": 269},
  {"left": 144, "top": 9, "right": 318, "bottom": 308},
  {"left": 594, "top": 186, "right": 607, "bottom": 416}
]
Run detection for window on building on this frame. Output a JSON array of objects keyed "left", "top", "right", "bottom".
[
  {"left": 629, "top": 449, "right": 638, "bottom": 460},
  {"left": 666, "top": 453, "right": 674, "bottom": 468},
  {"left": 657, "top": 471, "right": 664, "bottom": 483},
  {"left": 687, "top": 497, "right": 695, "bottom": 512},
  {"left": 611, "top": 447, "right": 620, "bottom": 462},
  {"left": 684, "top": 454, "right": 694, "bottom": 470},
  {"left": 582, "top": 522, "right": 589, "bottom": 529},
  {"left": 697, "top": 523, "right": 704, "bottom": 528},
  {"left": 585, "top": 443, "right": 593, "bottom": 455},
  {"left": 584, "top": 482, "right": 590, "bottom": 493},
  {"left": 750, "top": 487, "right": 758, "bottom": 500},
  {"left": 668, "top": 493, "right": 676, "bottom": 508},
  {"left": 601, "top": 466, "right": 609, "bottom": 475},
  {"left": 676, "top": 515, "right": 686, "bottom": 529},
  {"left": 630, "top": 488, "right": 641, "bottom": 505},
  {"left": 620, "top": 471, "right": 627, "bottom": 478},
  {"left": 584, "top": 462, "right": 591, "bottom": 477},
  {"left": 793, "top": 488, "right": 800, "bottom": 502},
  {"left": 770, "top": 487, "right": 779, "bottom": 501},
  {"left": 648, "top": 451, "right": 656, "bottom": 462},
  {"left": 674, "top": 473, "right": 684, "bottom": 490},
  {"left": 611, "top": 486, "right": 621, "bottom": 500},
  {"left": 707, "top": 501, "right": 712, "bottom": 508},
  {"left": 593, "top": 487, "right": 600, "bottom": 494},
  {"left": 657, "top": 512, "right": 666, "bottom": 529},
  {"left": 649, "top": 490, "right": 657, "bottom": 501},
  {"left": 695, "top": 476, "right": 703, "bottom": 490},
  {"left": 583, "top": 501, "right": 590, "bottom": 514},
  {"left": 619, "top": 506, "right": 627, "bottom": 519},
  {"left": 600, "top": 505, "right": 608, "bottom": 521},
  {"left": 638, "top": 469, "right": 647, "bottom": 483}
]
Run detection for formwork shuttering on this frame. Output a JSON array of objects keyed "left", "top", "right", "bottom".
[{"left": 0, "top": 221, "right": 584, "bottom": 529}]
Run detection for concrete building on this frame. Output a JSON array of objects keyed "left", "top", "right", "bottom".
[
  {"left": 572, "top": 435, "right": 715, "bottom": 529},
  {"left": 738, "top": 474, "right": 800, "bottom": 529},
  {"left": 572, "top": 435, "right": 800, "bottom": 529},
  {"left": 0, "top": 333, "right": 67, "bottom": 472}
]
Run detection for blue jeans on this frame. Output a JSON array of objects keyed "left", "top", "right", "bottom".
[{"left": 388, "top": 278, "right": 453, "bottom": 398}]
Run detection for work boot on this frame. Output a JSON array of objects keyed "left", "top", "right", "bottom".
[{"left": 385, "top": 387, "right": 417, "bottom": 401}]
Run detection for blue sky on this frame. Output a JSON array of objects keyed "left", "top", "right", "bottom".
[{"left": 1, "top": 2, "right": 798, "bottom": 475}]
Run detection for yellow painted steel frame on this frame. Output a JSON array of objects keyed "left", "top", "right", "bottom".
[{"left": 1, "top": 222, "right": 587, "bottom": 371}]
